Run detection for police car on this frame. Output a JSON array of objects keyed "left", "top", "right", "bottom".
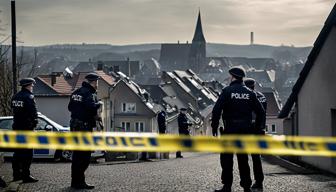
[{"left": 0, "top": 113, "right": 105, "bottom": 161}]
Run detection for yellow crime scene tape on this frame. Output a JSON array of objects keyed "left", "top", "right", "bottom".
[{"left": 1, "top": 130, "right": 336, "bottom": 157}]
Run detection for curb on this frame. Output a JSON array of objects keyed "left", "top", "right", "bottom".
[{"left": 262, "top": 155, "right": 318, "bottom": 174}]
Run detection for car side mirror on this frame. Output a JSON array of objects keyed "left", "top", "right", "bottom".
[{"left": 45, "top": 125, "right": 53, "bottom": 131}]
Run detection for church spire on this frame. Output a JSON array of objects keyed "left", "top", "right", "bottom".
[{"left": 192, "top": 10, "right": 206, "bottom": 43}]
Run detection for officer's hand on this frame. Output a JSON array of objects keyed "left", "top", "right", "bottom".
[{"left": 97, "top": 101, "right": 103, "bottom": 109}]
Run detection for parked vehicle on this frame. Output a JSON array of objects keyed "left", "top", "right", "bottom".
[{"left": 0, "top": 113, "right": 105, "bottom": 161}]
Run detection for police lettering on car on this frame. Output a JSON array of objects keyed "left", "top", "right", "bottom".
[
  {"left": 11, "top": 78, "right": 39, "bottom": 183},
  {"left": 211, "top": 67, "right": 266, "bottom": 192}
]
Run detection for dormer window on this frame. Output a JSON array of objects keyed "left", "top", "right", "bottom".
[{"left": 122, "top": 103, "right": 136, "bottom": 113}]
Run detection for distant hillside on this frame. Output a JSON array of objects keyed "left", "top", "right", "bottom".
[
  {"left": 22, "top": 43, "right": 312, "bottom": 61},
  {"left": 207, "top": 43, "right": 311, "bottom": 59},
  {"left": 15, "top": 43, "right": 312, "bottom": 75}
]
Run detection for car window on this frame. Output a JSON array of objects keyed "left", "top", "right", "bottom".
[
  {"left": 35, "top": 118, "right": 49, "bottom": 131},
  {"left": 0, "top": 119, "right": 13, "bottom": 130}
]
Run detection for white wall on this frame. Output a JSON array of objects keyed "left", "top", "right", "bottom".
[
  {"left": 298, "top": 26, "right": 336, "bottom": 172},
  {"left": 266, "top": 117, "right": 283, "bottom": 135},
  {"left": 35, "top": 97, "right": 70, "bottom": 126}
]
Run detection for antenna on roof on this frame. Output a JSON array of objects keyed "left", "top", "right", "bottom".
[{"left": 64, "top": 67, "right": 73, "bottom": 78}]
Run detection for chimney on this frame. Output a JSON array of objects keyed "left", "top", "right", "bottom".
[
  {"left": 143, "top": 92, "right": 149, "bottom": 102},
  {"left": 250, "top": 32, "right": 254, "bottom": 45},
  {"left": 97, "top": 61, "right": 104, "bottom": 70},
  {"left": 178, "top": 40, "right": 180, "bottom": 44},
  {"left": 127, "top": 57, "right": 131, "bottom": 77},
  {"left": 186, "top": 41, "right": 189, "bottom": 44},
  {"left": 51, "top": 73, "right": 57, "bottom": 86}
]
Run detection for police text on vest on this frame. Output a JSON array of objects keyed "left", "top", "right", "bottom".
[{"left": 231, "top": 93, "right": 250, "bottom": 100}]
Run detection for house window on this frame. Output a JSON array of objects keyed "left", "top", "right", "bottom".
[
  {"left": 121, "top": 122, "right": 131, "bottom": 132},
  {"left": 135, "top": 122, "right": 144, "bottom": 132},
  {"left": 122, "top": 103, "right": 136, "bottom": 113},
  {"left": 271, "top": 124, "right": 276, "bottom": 133},
  {"left": 265, "top": 124, "right": 269, "bottom": 133}
]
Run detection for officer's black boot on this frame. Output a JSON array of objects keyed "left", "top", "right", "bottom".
[
  {"left": 0, "top": 176, "right": 7, "bottom": 188},
  {"left": 176, "top": 151, "right": 183, "bottom": 158},
  {"left": 71, "top": 182, "right": 95, "bottom": 190},
  {"left": 22, "top": 175, "right": 39, "bottom": 183},
  {"left": 214, "top": 185, "right": 231, "bottom": 192},
  {"left": 251, "top": 182, "right": 263, "bottom": 190},
  {"left": 243, "top": 187, "right": 252, "bottom": 192}
]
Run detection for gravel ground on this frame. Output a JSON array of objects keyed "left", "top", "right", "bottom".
[{"left": 1, "top": 153, "right": 336, "bottom": 192}]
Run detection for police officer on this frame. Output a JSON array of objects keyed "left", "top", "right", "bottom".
[
  {"left": 68, "top": 73, "right": 102, "bottom": 189},
  {"left": 176, "top": 108, "right": 192, "bottom": 158},
  {"left": 11, "top": 78, "right": 39, "bottom": 183},
  {"left": 244, "top": 78, "right": 267, "bottom": 190},
  {"left": 211, "top": 67, "right": 266, "bottom": 192},
  {"left": 157, "top": 110, "right": 168, "bottom": 159},
  {"left": 157, "top": 110, "right": 167, "bottom": 134}
]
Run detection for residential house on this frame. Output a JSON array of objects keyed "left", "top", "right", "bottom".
[
  {"left": 278, "top": 4, "right": 336, "bottom": 173},
  {"left": 73, "top": 59, "right": 141, "bottom": 79},
  {"left": 109, "top": 76, "right": 161, "bottom": 133},
  {"left": 246, "top": 69, "right": 275, "bottom": 89},
  {"left": 34, "top": 70, "right": 116, "bottom": 129},
  {"left": 142, "top": 82, "right": 203, "bottom": 135},
  {"left": 160, "top": 70, "right": 218, "bottom": 135}
]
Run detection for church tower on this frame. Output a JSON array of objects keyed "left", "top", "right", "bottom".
[{"left": 189, "top": 10, "right": 206, "bottom": 73}]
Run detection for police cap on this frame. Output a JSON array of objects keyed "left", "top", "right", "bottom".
[
  {"left": 244, "top": 78, "right": 256, "bottom": 88},
  {"left": 180, "top": 108, "right": 187, "bottom": 111},
  {"left": 229, "top": 67, "right": 246, "bottom": 79},
  {"left": 85, "top": 73, "right": 100, "bottom": 81},
  {"left": 19, "top": 78, "right": 36, "bottom": 87}
]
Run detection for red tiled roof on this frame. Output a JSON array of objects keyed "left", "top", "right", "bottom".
[
  {"left": 95, "top": 70, "right": 116, "bottom": 86},
  {"left": 36, "top": 71, "right": 117, "bottom": 96}
]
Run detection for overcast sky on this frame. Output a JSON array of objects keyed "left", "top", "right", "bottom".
[{"left": 0, "top": 0, "right": 335, "bottom": 46}]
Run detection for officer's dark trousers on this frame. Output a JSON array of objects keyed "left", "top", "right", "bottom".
[
  {"left": 220, "top": 153, "right": 252, "bottom": 189},
  {"left": 12, "top": 149, "right": 33, "bottom": 179},
  {"left": 176, "top": 132, "right": 188, "bottom": 157},
  {"left": 71, "top": 151, "right": 91, "bottom": 184},
  {"left": 251, "top": 154, "right": 264, "bottom": 184}
]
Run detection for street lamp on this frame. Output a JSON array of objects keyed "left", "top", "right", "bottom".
[{"left": 11, "top": 0, "right": 17, "bottom": 94}]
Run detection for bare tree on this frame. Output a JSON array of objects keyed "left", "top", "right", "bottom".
[
  {"left": 28, "top": 48, "right": 39, "bottom": 77},
  {"left": 0, "top": 44, "right": 12, "bottom": 116}
]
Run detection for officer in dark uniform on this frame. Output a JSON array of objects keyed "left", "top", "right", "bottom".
[
  {"left": 244, "top": 78, "right": 267, "bottom": 190},
  {"left": 157, "top": 110, "right": 167, "bottom": 134},
  {"left": 11, "top": 78, "right": 39, "bottom": 183},
  {"left": 176, "top": 108, "right": 192, "bottom": 158},
  {"left": 211, "top": 67, "right": 266, "bottom": 192},
  {"left": 68, "top": 73, "right": 102, "bottom": 189}
]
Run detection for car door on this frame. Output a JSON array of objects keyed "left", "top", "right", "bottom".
[
  {"left": 0, "top": 118, "right": 15, "bottom": 157},
  {"left": 33, "top": 118, "right": 55, "bottom": 158},
  {"left": 0, "top": 119, "right": 13, "bottom": 130}
]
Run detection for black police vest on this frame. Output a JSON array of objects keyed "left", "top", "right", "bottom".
[
  {"left": 11, "top": 89, "right": 38, "bottom": 130},
  {"left": 68, "top": 82, "right": 99, "bottom": 127}
]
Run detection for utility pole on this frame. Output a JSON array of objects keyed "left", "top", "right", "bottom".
[{"left": 11, "top": 0, "right": 17, "bottom": 94}]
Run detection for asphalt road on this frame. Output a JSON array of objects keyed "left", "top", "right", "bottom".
[{"left": 1, "top": 153, "right": 336, "bottom": 192}]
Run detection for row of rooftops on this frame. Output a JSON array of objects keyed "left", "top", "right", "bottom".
[{"left": 34, "top": 64, "right": 281, "bottom": 120}]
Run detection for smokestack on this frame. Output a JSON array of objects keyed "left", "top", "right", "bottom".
[{"left": 250, "top": 32, "right": 254, "bottom": 45}]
